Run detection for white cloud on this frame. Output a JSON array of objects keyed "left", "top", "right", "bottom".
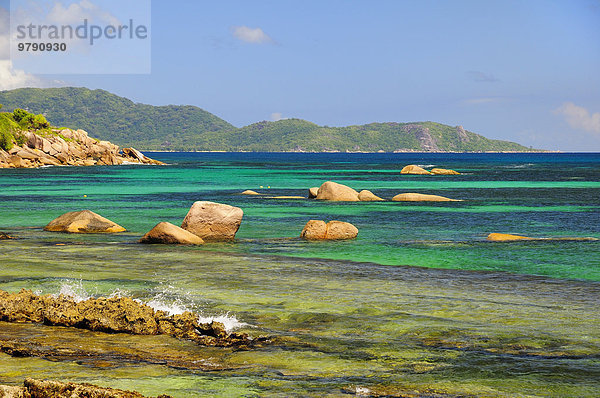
[
  {"left": 47, "top": 0, "right": 121, "bottom": 26},
  {"left": 0, "top": 60, "right": 44, "bottom": 90},
  {"left": 231, "top": 26, "right": 273, "bottom": 44},
  {"left": 270, "top": 112, "right": 283, "bottom": 121},
  {"left": 555, "top": 102, "right": 600, "bottom": 134}
]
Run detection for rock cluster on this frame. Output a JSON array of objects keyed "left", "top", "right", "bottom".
[
  {"left": 0, "top": 378, "right": 172, "bottom": 398},
  {"left": 301, "top": 220, "right": 358, "bottom": 240},
  {"left": 0, "top": 129, "right": 164, "bottom": 168},
  {"left": 400, "top": 164, "right": 460, "bottom": 175},
  {"left": 43, "top": 210, "right": 126, "bottom": 233},
  {"left": 0, "top": 289, "right": 266, "bottom": 348}
]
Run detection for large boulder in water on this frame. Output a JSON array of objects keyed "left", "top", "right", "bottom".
[
  {"left": 44, "top": 210, "right": 126, "bottom": 233},
  {"left": 181, "top": 201, "right": 243, "bottom": 241},
  {"left": 301, "top": 220, "right": 358, "bottom": 240},
  {"left": 315, "top": 181, "right": 359, "bottom": 201},
  {"left": 358, "top": 190, "right": 384, "bottom": 201},
  {"left": 392, "top": 193, "right": 461, "bottom": 202},
  {"left": 400, "top": 165, "right": 431, "bottom": 175},
  {"left": 140, "top": 222, "right": 204, "bottom": 245}
]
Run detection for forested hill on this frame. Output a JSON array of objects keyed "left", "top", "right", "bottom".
[{"left": 0, "top": 87, "right": 537, "bottom": 152}]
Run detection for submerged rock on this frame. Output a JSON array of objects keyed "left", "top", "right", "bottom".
[
  {"left": 487, "top": 233, "right": 597, "bottom": 242},
  {"left": 315, "top": 181, "right": 360, "bottom": 201},
  {"left": 301, "top": 220, "right": 358, "bottom": 240},
  {"left": 430, "top": 167, "right": 460, "bottom": 175},
  {"left": 0, "top": 378, "right": 174, "bottom": 398},
  {"left": 241, "top": 190, "right": 261, "bottom": 195},
  {"left": 392, "top": 193, "right": 461, "bottom": 202},
  {"left": 400, "top": 165, "right": 431, "bottom": 175},
  {"left": 43, "top": 210, "right": 126, "bottom": 233},
  {"left": 139, "top": 222, "right": 204, "bottom": 245},
  {"left": 0, "top": 232, "right": 16, "bottom": 240},
  {"left": 358, "top": 190, "right": 384, "bottom": 201},
  {"left": 0, "top": 289, "right": 267, "bottom": 348},
  {"left": 181, "top": 201, "right": 243, "bottom": 241}
]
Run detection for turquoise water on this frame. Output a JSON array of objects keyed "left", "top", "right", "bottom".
[{"left": 0, "top": 152, "right": 599, "bottom": 397}]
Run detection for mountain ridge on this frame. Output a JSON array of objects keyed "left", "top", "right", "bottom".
[{"left": 0, "top": 87, "right": 539, "bottom": 152}]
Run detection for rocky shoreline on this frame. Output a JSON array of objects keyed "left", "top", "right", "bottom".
[
  {"left": 0, "top": 129, "right": 163, "bottom": 168},
  {"left": 0, "top": 378, "right": 172, "bottom": 398}
]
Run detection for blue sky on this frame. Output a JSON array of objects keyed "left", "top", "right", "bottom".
[{"left": 1, "top": 0, "right": 600, "bottom": 151}]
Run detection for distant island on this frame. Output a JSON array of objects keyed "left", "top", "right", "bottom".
[{"left": 0, "top": 87, "right": 540, "bottom": 152}]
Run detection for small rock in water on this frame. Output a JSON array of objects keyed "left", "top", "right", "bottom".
[
  {"left": 301, "top": 220, "right": 358, "bottom": 240},
  {"left": 140, "top": 222, "right": 204, "bottom": 245}
]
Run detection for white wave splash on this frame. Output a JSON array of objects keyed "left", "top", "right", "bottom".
[
  {"left": 198, "top": 312, "right": 249, "bottom": 333},
  {"left": 54, "top": 280, "right": 91, "bottom": 303}
]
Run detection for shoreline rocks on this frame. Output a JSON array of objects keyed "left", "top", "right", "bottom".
[
  {"left": 139, "top": 222, "right": 204, "bottom": 245},
  {"left": 0, "top": 378, "right": 173, "bottom": 398},
  {"left": 0, "top": 129, "right": 164, "bottom": 169},
  {"left": 181, "top": 201, "right": 243, "bottom": 241},
  {"left": 44, "top": 210, "right": 126, "bottom": 233},
  {"left": 301, "top": 220, "right": 358, "bottom": 240},
  {"left": 0, "top": 289, "right": 267, "bottom": 348}
]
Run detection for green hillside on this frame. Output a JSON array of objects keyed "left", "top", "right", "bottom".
[{"left": 0, "top": 87, "right": 537, "bottom": 152}]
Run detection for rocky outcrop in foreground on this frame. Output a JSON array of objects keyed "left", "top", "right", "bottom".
[
  {"left": 0, "top": 289, "right": 267, "bottom": 348},
  {"left": 44, "top": 210, "right": 126, "bottom": 233},
  {"left": 0, "top": 129, "right": 164, "bottom": 168},
  {"left": 0, "top": 378, "right": 172, "bottom": 398}
]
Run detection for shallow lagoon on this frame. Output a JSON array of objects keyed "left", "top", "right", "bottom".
[{"left": 0, "top": 152, "right": 599, "bottom": 396}]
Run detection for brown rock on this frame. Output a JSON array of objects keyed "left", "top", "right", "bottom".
[
  {"left": 0, "top": 385, "right": 29, "bottom": 398},
  {"left": 241, "top": 190, "right": 260, "bottom": 195},
  {"left": 181, "top": 201, "right": 243, "bottom": 241},
  {"left": 358, "top": 190, "right": 384, "bottom": 201},
  {"left": 400, "top": 165, "right": 432, "bottom": 175},
  {"left": 315, "top": 181, "right": 360, "bottom": 201},
  {"left": 0, "top": 232, "right": 16, "bottom": 240},
  {"left": 0, "top": 289, "right": 266, "bottom": 348},
  {"left": 487, "top": 233, "right": 530, "bottom": 241},
  {"left": 140, "top": 222, "right": 204, "bottom": 245},
  {"left": 300, "top": 220, "right": 327, "bottom": 240},
  {"left": 325, "top": 221, "right": 359, "bottom": 240},
  {"left": 44, "top": 210, "right": 126, "bottom": 233},
  {"left": 392, "top": 193, "right": 461, "bottom": 202},
  {"left": 7, "top": 155, "right": 22, "bottom": 168},
  {"left": 23, "top": 378, "right": 171, "bottom": 398},
  {"left": 301, "top": 220, "right": 358, "bottom": 240},
  {"left": 430, "top": 168, "right": 460, "bottom": 175},
  {"left": 308, "top": 187, "right": 319, "bottom": 198}
]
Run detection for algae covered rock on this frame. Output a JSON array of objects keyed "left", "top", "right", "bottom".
[
  {"left": 140, "top": 222, "right": 204, "bottom": 245},
  {"left": 392, "top": 193, "right": 461, "bottom": 202},
  {"left": 23, "top": 378, "right": 173, "bottom": 398},
  {"left": 181, "top": 201, "right": 243, "bottom": 241},
  {"left": 44, "top": 210, "right": 126, "bottom": 233},
  {"left": 315, "top": 181, "right": 359, "bottom": 201}
]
